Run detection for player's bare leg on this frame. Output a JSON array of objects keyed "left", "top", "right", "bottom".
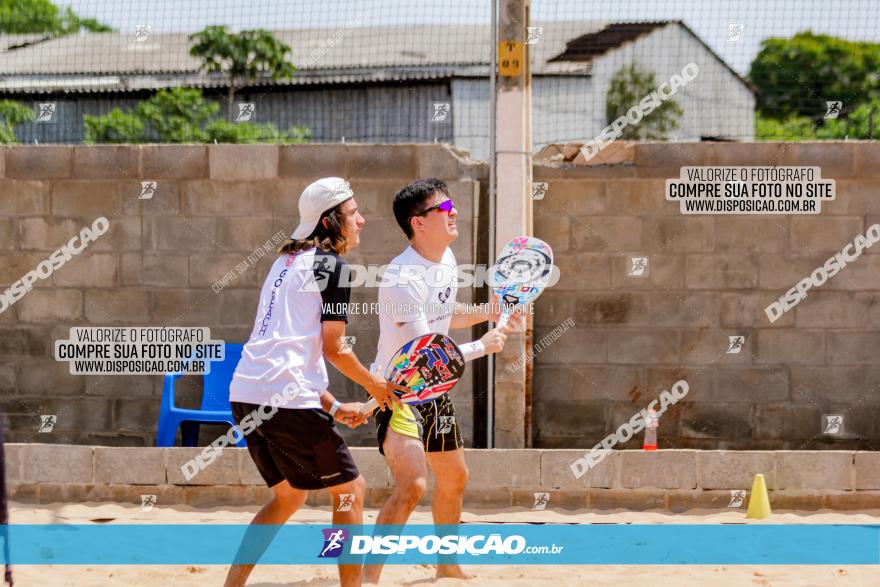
[
  {"left": 363, "top": 430, "right": 428, "bottom": 584},
  {"left": 427, "top": 448, "right": 472, "bottom": 580},
  {"left": 224, "top": 480, "right": 307, "bottom": 587},
  {"left": 328, "top": 475, "right": 367, "bottom": 587}
]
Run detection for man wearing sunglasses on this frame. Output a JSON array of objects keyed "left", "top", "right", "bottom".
[{"left": 363, "top": 178, "right": 517, "bottom": 583}]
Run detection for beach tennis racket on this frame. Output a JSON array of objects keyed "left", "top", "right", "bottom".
[
  {"left": 360, "top": 333, "right": 466, "bottom": 414},
  {"left": 489, "top": 236, "right": 554, "bottom": 328}
]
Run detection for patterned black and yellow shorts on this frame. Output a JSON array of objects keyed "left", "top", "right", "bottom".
[{"left": 375, "top": 394, "right": 462, "bottom": 455}]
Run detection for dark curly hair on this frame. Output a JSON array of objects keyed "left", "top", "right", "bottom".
[{"left": 277, "top": 201, "right": 349, "bottom": 256}]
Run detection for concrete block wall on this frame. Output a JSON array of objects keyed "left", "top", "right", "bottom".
[
  {"left": 4, "top": 141, "right": 880, "bottom": 452},
  {"left": 0, "top": 144, "right": 485, "bottom": 446},
  {"left": 532, "top": 142, "right": 880, "bottom": 450},
  {"left": 6, "top": 445, "right": 879, "bottom": 511}
]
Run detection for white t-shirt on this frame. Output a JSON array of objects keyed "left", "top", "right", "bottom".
[
  {"left": 229, "top": 247, "right": 350, "bottom": 408},
  {"left": 374, "top": 246, "right": 458, "bottom": 371}
]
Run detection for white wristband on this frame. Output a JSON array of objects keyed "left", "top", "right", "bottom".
[
  {"left": 328, "top": 400, "right": 341, "bottom": 417},
  {"left": 460, "top": 340, "right": 486, "bottom": 361}
]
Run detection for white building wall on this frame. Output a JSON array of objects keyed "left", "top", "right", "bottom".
[
  {"left": 450, "top": 24, "right": 755, "bottom": 161},
  {"left": 589, "top": 23, "right": 755, "bottom": 141},
  {"left": 449, "top": 78, "right": 491, "bottom": 161},
  {"left": 452, "top": 75, "right": 592, "bottom": 161}
]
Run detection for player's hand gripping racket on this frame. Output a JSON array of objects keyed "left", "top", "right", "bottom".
[
  {"left": 489, "top": 236, "right": 554, "bottom": 329},
  {"left": 360, "top": 333, "right": 466, "bottom": 414}
]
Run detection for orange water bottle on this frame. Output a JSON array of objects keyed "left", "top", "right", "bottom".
[{"left": 643, "top": 408, "right": 658, "bottom": 450}]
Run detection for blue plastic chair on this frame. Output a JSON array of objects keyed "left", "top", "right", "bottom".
[{"left": 156, "top": 343, "right": 246, "bottom": 447}]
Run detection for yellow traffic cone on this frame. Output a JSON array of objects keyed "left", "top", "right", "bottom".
[{"left": 746, "top": 473, "right": 772, "bottom": 519}]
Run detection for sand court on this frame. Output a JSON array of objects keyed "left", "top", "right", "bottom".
[{"left": 6, "top": 501, "right": 879, "bottom": 586}]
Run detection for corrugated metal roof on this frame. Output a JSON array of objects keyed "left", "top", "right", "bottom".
[
  {"left": 549, "top": 21, "right": 755, "bottom": 94},
  {"left": 0, "top": 23, "right": 599, "bottom": 83},
  {"left": 0, "top": 33, "right": 50, "bottom": 52},
  {"left": 0, "top": 69, "right": 465, "bottom": 94},
  {"left": 0, "top": 21, "right": 750, "bottom": 94},
  {"left": 548, "top": 22, "right": 669, "bottom": 62}
]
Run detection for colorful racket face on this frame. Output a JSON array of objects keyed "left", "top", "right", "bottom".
[
  {"left": 489, "top": 236, "right": 554, "bottom": 324},
  {"left": 385, "top": 333, "right": 465, "bottom": 405}
]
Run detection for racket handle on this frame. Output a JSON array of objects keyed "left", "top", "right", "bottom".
[
  {"left": 360, "top": 397, "right": 379, "bottom": 414},
  {"left": 496, "top": 309, "right": 511, "bottom": 329},
  {"left": 360, "top": 362, "right": 383, "bottom": 414}
]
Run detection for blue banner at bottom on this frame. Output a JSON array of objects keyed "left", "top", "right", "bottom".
[{"left": 0, "top": 524, "right": 877, "bottom": 565}]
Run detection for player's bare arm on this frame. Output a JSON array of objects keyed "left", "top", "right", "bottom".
[{"left": 321, "top": 319, "right": 400, "bottom": 411}]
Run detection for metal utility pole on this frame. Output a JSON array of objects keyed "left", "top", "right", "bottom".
[
  {"left": 486, "top": 0, "right": 498, "bottom": 449},
  {"left": 492, "top": 0, "right": 532, "bottom": 448}
]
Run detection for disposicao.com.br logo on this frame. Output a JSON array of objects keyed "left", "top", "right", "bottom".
[
  {"left": 319, "top": 528, "right": 564, "bottom": 560},
  {"left": 318, "top": 528, "right": 349, "bottom": 558}
]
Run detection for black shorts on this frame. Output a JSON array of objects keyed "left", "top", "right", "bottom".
[
  {"left": 232, "top": 402, "right": 359, "bottom": 490},
  {"left": 375, "top": 394, "right": 463, "bottom": 456}
]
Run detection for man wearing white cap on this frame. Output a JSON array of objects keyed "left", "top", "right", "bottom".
[{"left": 225, "top": 177, "right": 399, "bottom": 587}]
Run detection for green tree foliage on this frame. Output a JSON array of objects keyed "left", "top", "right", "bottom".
[
  {"left": 839, "top": 100, "right": 880, "bottom": 138},
  {"left": 756, "top": 101, "right": 880, "bottom": 141},
  {"left": 82, "top": 108, "right": 145, "bottom": 143},
  {"left": 189, "top": 26, "right": 296, "bottom": 119},
  {"left": 57, "top": 5, "right": 113, "bottom": 33},
  {"left": 0, "top": 0, "right": 112, "bottom": 34},
  {"left": 750, "top": 31, "right": 880, "bottom": 121},
  {"left": 205, "top": 120, "right": 312, "bottom": 144},
  {"left": 136, "top": 87, "right": 219, "bottom": 142},
  {"left": 816, "top": 99, "right": 880, "bottom": 139},
  {"left": 84, "top": 88, "right": 213, "bottom": 143},
  {"left": 605, "top": 63, "right": 683, "bottom": 140},
  {"left": 0, "top": 100, "right": 33, "bottom": 143},
  {"left": 755, "top": 114, "right": 817, "bottom": 141},
  {"left": 84, "top": 87, "right": 311, "bottom": 144}
]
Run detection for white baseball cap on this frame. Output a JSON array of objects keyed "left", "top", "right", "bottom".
[{"left": 291, "top": 177, "right": 354, "bottom": 239}]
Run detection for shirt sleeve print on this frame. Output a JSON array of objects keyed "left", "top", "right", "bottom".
[{"left": 316, "top": 251, "right": 350, "bottom": 322}]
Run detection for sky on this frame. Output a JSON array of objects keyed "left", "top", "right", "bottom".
[{"left": 59, "top": 0, "right": 880, "bottom": 75}]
